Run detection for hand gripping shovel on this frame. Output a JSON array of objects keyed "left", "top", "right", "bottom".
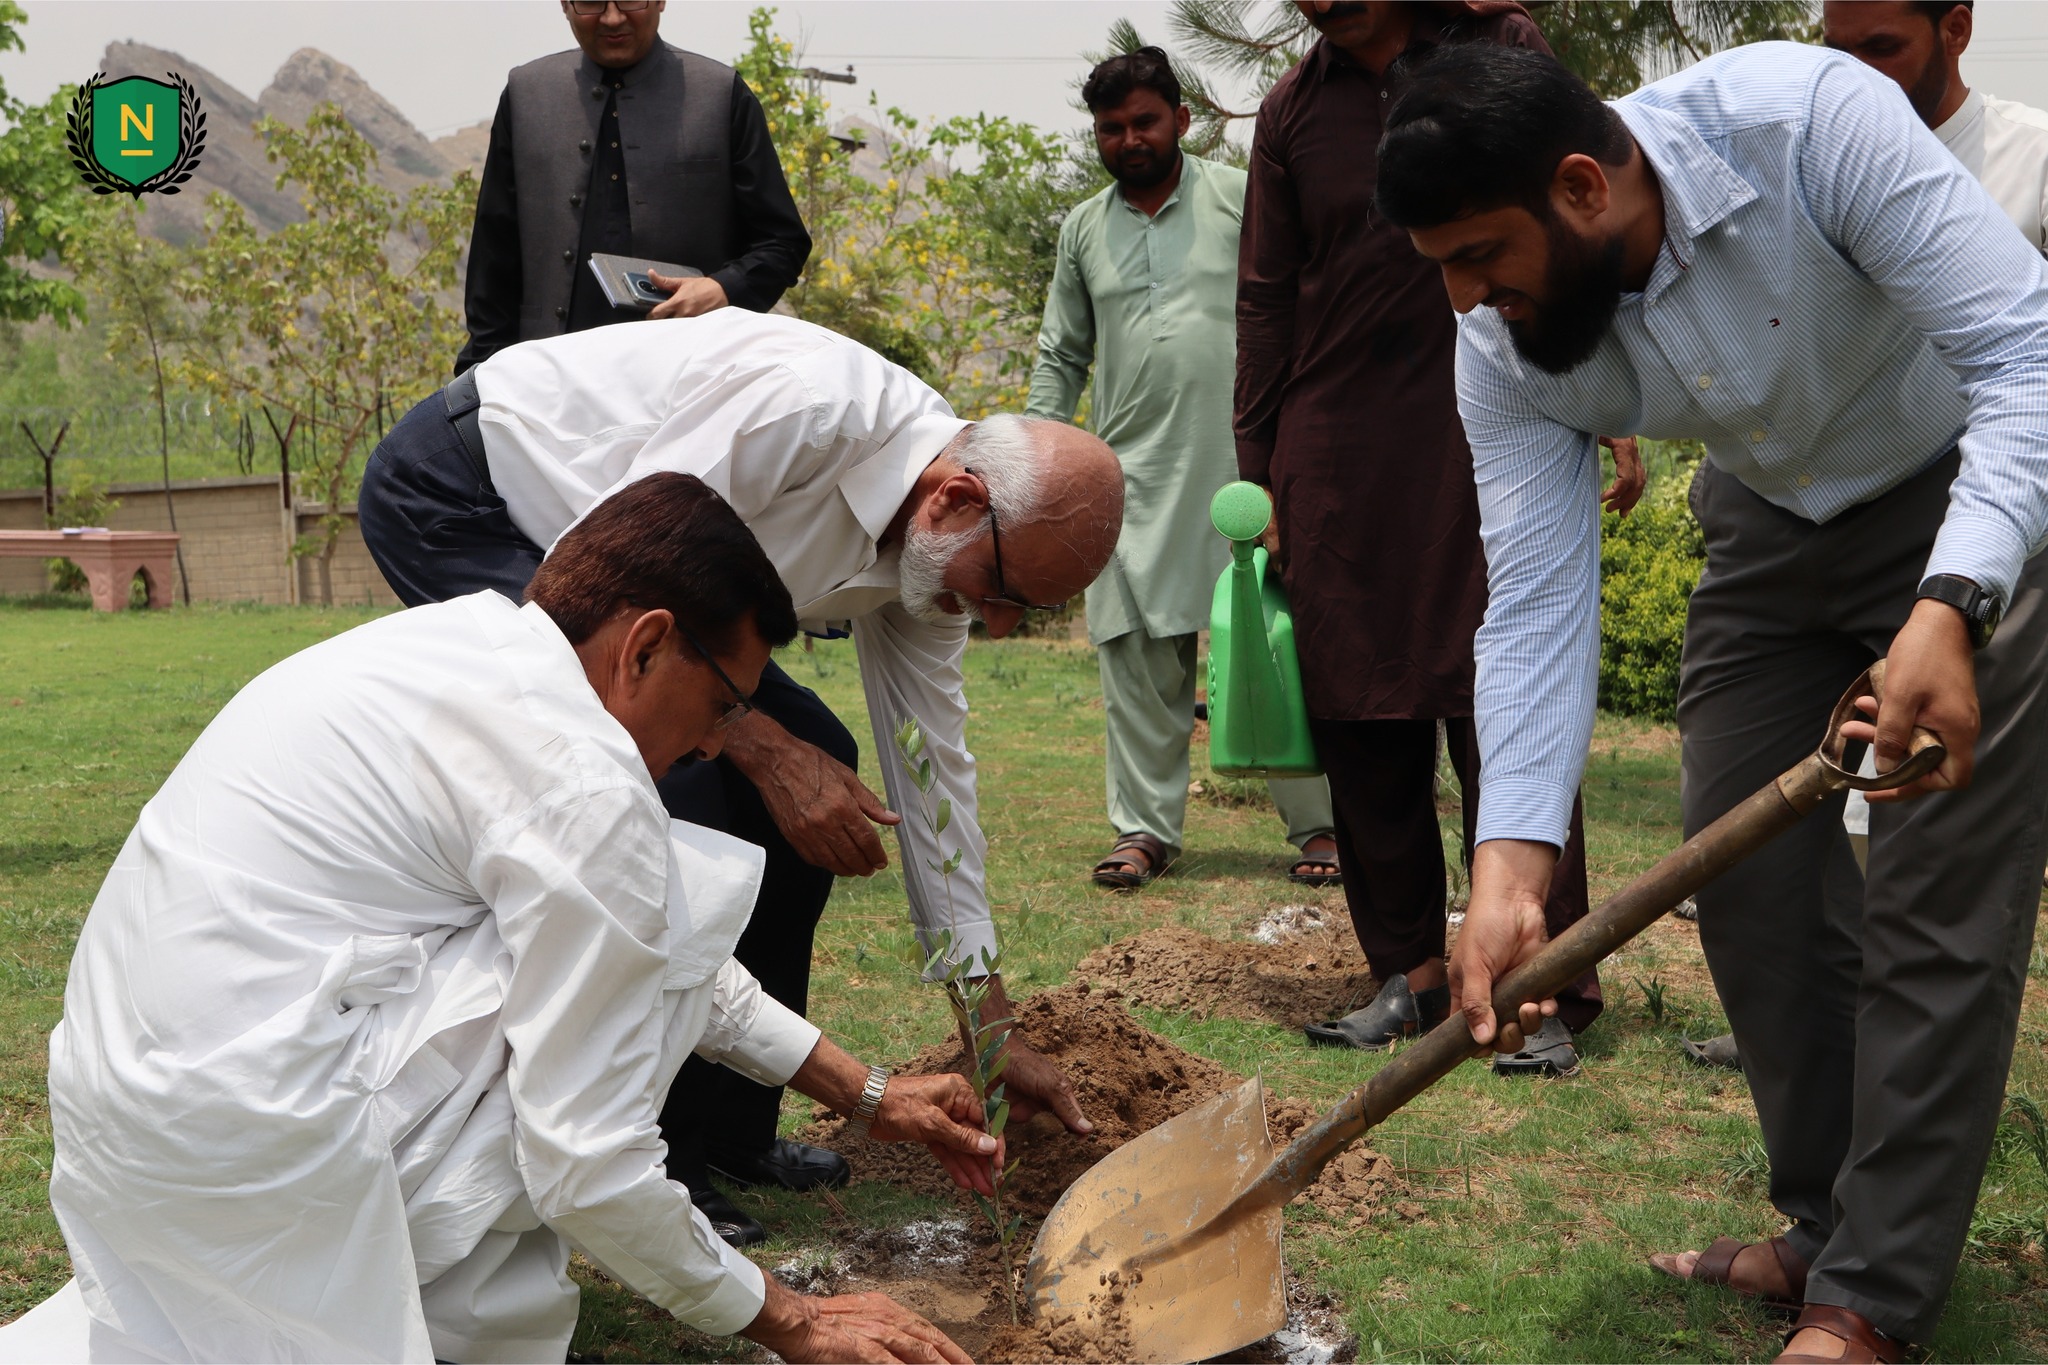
[{"left": 1023, "top": 662, "right": 1943, "bottom": 1363}]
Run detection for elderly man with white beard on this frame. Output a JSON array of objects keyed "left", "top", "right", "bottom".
[
  {"left": 6, "top": 474, "right": 996, "bottom": 1364},
  {"left": 359, "top": 310, "right": 1123, "bottom": 1246}
]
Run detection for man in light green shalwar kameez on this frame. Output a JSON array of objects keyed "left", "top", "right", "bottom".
[{"left": 1026, "top": 46, "right": 1336, "bottom": 889}]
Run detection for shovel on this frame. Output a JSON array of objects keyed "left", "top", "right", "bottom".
[{"left": 1024, "top": 662, "right": 1943, "bottom": 1363}]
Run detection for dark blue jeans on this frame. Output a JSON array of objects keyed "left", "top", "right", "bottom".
[{"left": 361, "top": 391, "right": 855, "bottom": 1184}]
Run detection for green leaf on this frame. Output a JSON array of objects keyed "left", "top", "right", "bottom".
[
  {"left": 969, "top": 1190, "right": 996, "bottom": 1223},
  {"left": 944, "top": 850, "right": 963, "bottom": 875},
  {"left": 918, "top": 757, "right": 932, "bottom": 791},
  {"left": 935, "top": 797, "right": 951, "bottom": 834},
  {"left": 978, "top": 947, "right": 1001, "bottom": 975},
  {"left": 983, "top": 1052, "right": 1011, "bottom": 1087},
  {"left": 988, "top": 1099, "right": 1011, "bottom": 1138}
]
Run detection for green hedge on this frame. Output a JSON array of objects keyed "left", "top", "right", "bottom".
[{"left": 1598, "top": 444, "right": 1706, "bottom": 721}]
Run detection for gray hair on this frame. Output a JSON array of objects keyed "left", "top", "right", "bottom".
[{"left": 957, "top": 414, "right": 1048, "bottom": 528}]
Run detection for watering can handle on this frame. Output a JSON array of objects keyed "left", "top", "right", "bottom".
[{"left": 1235, "top": 660, "right": 1945, "bottom": 1212}]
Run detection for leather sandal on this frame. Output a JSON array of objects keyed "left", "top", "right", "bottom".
[
  {"left": 1287, "top": 834, "right": 1342, "bottom": 887},
  {"left": 1651, "top": 1233, "right": 1808, "bottom": 1312},
  {"left": 1683, "top": 1032, "right": 1742, "bottom": 1071},
  {"left": 1304, "top": 973, "right": 1450, "bottom": 1049},
  {"left": 1091, "top": 831, "right": 1172, "bottom": 890},
  {"left": 1776, "top": 1304, "right": 1906, "bottom": 1363}
]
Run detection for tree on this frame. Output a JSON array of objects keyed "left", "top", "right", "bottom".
[
  {"left": 736, "top": 7, "right": 1070, "bottom": 417},
  {"left": 1125, "top": 0, "right": 1821, "bottom": 159},
  {"left": 0, "top": 3, "right": 113, "bottom": 325},
  {"left": 72, "top": 204, "right": 195, "bottom": 602},
  {"left": 177, "top": 104, "right": 472, "bottom": 603}
]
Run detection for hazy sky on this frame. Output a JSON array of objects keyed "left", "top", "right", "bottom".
[{"left": 5, "top": 1, "right": 2047, "bottom": 144}]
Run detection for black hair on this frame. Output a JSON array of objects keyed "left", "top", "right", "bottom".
[
  {"left": 1081, "top": 45, "right": 1181, "bottom": 113},
  {"left": 527, "top": 471, "right": 798, "bottom": 653},
  {"left": 1375, "top": 43, "right": 1634, "bottom": 230},
  {"left": 1912, "top": 1, "right": 1972, "bottom": 22}
]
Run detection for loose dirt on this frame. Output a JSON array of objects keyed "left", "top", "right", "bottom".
[
  {"left": 1073, "top": 920, "right": 1381, "bottom": 1029},
  {"left": 801, "top": 980, "right": 1389, "bottom": 1362}
]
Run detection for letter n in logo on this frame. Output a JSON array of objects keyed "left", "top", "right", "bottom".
[{"left": 90, "top": 76, "right": 181, "bottom": 187}]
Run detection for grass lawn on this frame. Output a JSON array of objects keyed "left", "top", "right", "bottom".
[{"left": 2, "top": 597, "right": 2045, "bottom": 1361}]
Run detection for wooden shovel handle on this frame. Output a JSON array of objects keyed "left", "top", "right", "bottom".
[{"left": 1240, "top": 661, "right": 1945, "bottom": 1209}]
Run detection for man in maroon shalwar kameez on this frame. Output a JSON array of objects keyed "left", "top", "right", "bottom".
[{"left": 1235, "top": 0, "right": 1621, "bottom": 1068}]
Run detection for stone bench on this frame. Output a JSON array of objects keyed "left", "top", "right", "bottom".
[{"left": 0, "top": 529, "right": 181, "bottom": 610}]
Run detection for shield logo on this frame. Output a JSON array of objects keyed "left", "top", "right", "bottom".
[{"left": 90, "top": 76, "right": 181, "bottom": 187}]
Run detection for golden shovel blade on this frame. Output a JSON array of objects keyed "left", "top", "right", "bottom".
[{"left": 1023, "top": 1076, "right": 1286, "bottom": 1363}]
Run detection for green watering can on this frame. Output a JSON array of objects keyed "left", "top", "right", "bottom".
[{"left": 1205, "top": 482, "right": 1321, "bottom": 777}]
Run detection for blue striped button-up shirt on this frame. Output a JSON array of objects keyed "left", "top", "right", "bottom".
[{"left": 1457, "top": 42, "right": 2048, "bottom": 849}]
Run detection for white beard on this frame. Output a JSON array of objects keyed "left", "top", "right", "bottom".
[{"left": 898, "top": 523, "right": 983, "bottom": 624}]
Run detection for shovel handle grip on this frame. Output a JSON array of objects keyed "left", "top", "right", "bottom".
[{"left": 1241, "top": 660, "right": 1946, "bottom": 1210}]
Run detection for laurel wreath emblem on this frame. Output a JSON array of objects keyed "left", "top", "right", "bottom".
[{"left": 66, "top": 71, "right": 208, "bottom": 197}]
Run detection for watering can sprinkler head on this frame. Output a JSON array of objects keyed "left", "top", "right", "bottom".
[{"left": 1210, "top": 481, "right": 1271, "bottom": 561}]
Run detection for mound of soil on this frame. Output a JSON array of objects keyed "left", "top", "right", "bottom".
[
  {"left": 812, "top": 980, "right": 1389, "bottom": 1227},
  {"left": 811, "top": 980, "right": 1238, "bottom": 1218},
  {"left": 805, "top": 981, "right": 1389, "bottom": 1362},
  {"left": 1074, "top": 922, "right": 1381, "bottom": 1029}
]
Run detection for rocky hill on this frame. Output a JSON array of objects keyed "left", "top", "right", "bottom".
[{"left": 97, "top": 41, "right": 490, "bottom": 244}]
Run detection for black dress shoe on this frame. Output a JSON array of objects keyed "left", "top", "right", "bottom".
[
  {"left": 690, "top": 1184, "right": 767, "bottom": 1249},
  {"left": 708, "top": 1137, "right": 851, "bottom": 1192},
  {"left": 1302, "top": 973, "right": 1451, "bottom": 1050}
]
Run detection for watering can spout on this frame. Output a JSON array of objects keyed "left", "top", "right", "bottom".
[{"left": 1205, "top": 483, "right": 1322, "bottom": 779}]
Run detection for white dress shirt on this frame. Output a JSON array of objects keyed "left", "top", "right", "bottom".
[
  {"left": 475, "top": 311, "right": 1000, "bottom": 970},
  {"left": 1936, "top": 88, "right": 2048, "bottom": 253},
  {"left": 30, "top": 592, "right": 820, "bottom": 1362}
]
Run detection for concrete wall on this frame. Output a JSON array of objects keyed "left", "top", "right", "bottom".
[{"left": 0, "top": 476, "right": 399, "bottom": 607}]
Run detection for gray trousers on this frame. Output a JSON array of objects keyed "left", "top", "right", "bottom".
[
  {"left": 1098, "top": 629, "right": 1334, "bottom": 856},
  {"left": 1680, "top": 453, "right": 2048, "bottom": 1341}
]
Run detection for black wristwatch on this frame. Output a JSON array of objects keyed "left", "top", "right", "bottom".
[{"left": 1917, "top": 573, "right": 2002, "bottom": 650}]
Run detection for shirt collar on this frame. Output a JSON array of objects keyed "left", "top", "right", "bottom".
[
  {"left": 1613, "top": 99, "right": 1760, "bottom": 296},
  {"left": 1934, "top": 88, "right": 1984, "bottom": 149},
  {"left": 576, "top": 41, "right": 670, "bottom": 92},
  {"left": 1118, "top": 153, "right": 1196, "bottom": 217},
  {"left": 837, "top": 412, "right": 973, "bottom": 545}
]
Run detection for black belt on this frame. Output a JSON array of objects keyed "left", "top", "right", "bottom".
[{"left": 442, "top": 368, "right": 490, "bottom": 488}]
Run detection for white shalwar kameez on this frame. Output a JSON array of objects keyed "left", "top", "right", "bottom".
[{"left": 3, "top": 590, "right": 819, "bottom": 1363}]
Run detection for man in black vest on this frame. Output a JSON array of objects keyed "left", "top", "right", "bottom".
[
  {"left": 456, "top": 0, "right": 811, "bottom": 372},
  {"left": 451, "top": 0, "right": 822, "bottom": 1250}
]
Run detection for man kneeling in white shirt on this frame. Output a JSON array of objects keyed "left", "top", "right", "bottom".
[{"left": 12, "top": 473, "right": 991, "bottom": 1364}]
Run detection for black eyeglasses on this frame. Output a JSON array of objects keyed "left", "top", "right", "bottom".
[
  {"left": 964, "top": 465, "right": 1068, "bottom": 613},
  {"left": 679, "top": 626, "right": 755, "bottom": 730},
  {"left": 566, "top": 0, "right": 653, "bottom": 14}
]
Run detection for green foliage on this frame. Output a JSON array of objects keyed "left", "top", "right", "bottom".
[
  {"left": 174, "top": 105, "right": 472, "bottom": 597},
  {"left": 1599, "top": 445, "right": 1705, "bottom": 721},
  {"left": 737, "top": 7, "right": 1070, "bottom": 417},
  {"left": 0, "top": 6, "right": 117, "bottom": 325},
  {"left": 894, "top": 713, "right": 1023, "bottom": 1323},
  {"left": 1123, "top": 0, "right": 1821, "bottom": 160},
  {"left": 1526, "top": 1, "right": 1820, "bottom": 97}
]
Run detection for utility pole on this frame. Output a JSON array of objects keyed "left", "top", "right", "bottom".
[{"left": 796, "top": 63, "right": 856, "bottom": 104}]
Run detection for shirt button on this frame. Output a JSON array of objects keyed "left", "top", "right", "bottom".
[
  {"left": 1750, "top": 429, "right": 1766, "bottom": 442},
  {"left": 1697, "top": 375, "right": 1713, "bottom": 390},
  {"left": 554, "top": 306, "right": 566, "bottom": 320},
  {"left": 562, "top": 249, "right": 572, "bottom": 263},
  {"left": 579, "top": 140, "right": 590, "bottom": 152},
  {"left": 1796, "top": 473, "right": 1813, "bottom": 488},
  {"left": 610, "top": 141, "right": 619, "bottom": 149},
  {"left": 610, "top": 173, "right": 619, "bottom": 181},
  {"left": 570, "top": 194, "right": 581, "bottom": 207}
]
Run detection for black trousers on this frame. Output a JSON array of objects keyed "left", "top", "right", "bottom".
[
  {"left": 359, "top": 389, "right": 853, "bottom": 1184},
  {"left": 1307, "top": 715, "right": 1603, "bottom": 1033}
]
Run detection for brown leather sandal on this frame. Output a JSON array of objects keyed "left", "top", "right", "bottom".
[
  {"left": 1776, "top": 1304, "right": 1906, "bottom": 1363},
  {"left": 1650, "top": 1234, "right": 1809, "bottom": 1312},
  {"left": 1287, "top": 834, "right": 1342, "bottom": 887},
  {"left": 1091, "top": 832, "right": 1171, "bottom": 890}
]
